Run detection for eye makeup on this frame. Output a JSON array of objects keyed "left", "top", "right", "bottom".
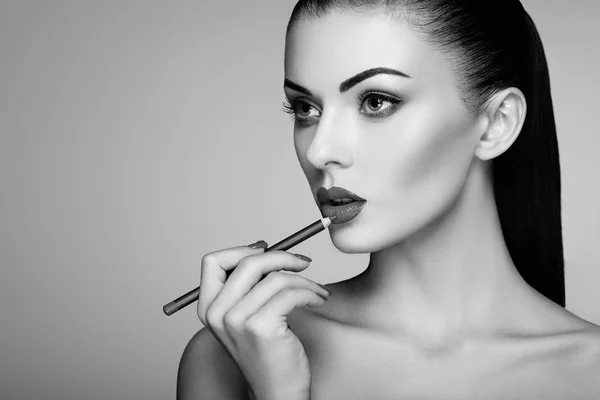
[
  {"left": 281, "top": 89, "right": 403, "bottom": 125},
  {"left": 356, "top": 90, "right": 403, "bottom": 118},
  {"left": 282, "top": 97, "right": 321, "bottom": 127}
]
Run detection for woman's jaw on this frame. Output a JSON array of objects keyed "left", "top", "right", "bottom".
[{"left": 286, "top": 10, "right": 485, "bottom": 254}]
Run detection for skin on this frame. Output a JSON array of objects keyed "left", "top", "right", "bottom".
[
  {"left": 280, "top": 8, "right": 600, "bottom": 400},
  {"left": 177, "top": 7, "right": 600, "bottom": 400}
]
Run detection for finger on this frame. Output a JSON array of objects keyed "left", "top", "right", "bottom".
[
  {"left": 222, "top": 271, "right": 330, "bottom": 333},
  {"left": 198, "top": 241, "right": 268, "bottom": 325},
  {"left": 209, "top": 251, "right": 312, "bottom": 320},
  {"left": 245, "top": 288, "right": 327, "bottom": 338}
]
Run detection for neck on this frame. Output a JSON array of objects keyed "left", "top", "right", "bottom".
[{"left": 346, "top": 160, "right": 542, "bottom": 349}]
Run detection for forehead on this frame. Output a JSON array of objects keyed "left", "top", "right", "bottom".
[{"left": 284, "top": 9, "right": 452, "bottom": 90}]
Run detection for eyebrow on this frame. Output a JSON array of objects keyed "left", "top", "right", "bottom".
[
  {"left": 283, "top": 79, "right": 314, "bottom": 96},
  {"left": 339, "top": 67, "right": 411, "bottom": 92},
  {"left": 284, "top": 66, "right": 411, "bottom": 96}
]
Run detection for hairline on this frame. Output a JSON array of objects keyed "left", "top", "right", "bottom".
[{"left": 285, "top": 4, "right": 484, "bottom": 116}]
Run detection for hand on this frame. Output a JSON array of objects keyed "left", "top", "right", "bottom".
[{"left": 197, "top": 240, "right": 331, "bottom": 400}]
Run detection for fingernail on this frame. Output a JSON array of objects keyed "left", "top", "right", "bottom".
[
  {"left": 294, "top": 253, "right": 312, "bottom": 262},
  {"left": 247, "top": 240, "right": 268, "bottom": 249},
  {"left": 316, "top": 292, "right": 329, "bottom": 301},
  {"left": 317, "top": 283, "right": 333, "bottom": 294}
]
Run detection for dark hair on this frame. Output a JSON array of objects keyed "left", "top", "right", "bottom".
[{"left": 287, "top": 0, "right": 565, "bottom": 307}]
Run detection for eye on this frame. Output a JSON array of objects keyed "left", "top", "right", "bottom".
[
  {"left": 364, "top": 97, "right": 386, "bottom": 112},
  {"left": 281, "top": 98, "right": 321, "bottom": 126},
  {"left": 358, "top": 92, "right": 402, "bottom": 118},
  {"left": 295, "top": 100, "right": 320, "bottom": 118}
]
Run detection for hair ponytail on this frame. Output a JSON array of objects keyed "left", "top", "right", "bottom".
[
  {"left": 288, "top": 0, "right": 566, "bottom": 307},
  {"left": 493, "top": 8, "right": 565, "bottom": 307}
]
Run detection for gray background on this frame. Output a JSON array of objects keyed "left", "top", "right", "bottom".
[{"left": 1, "top": 1, "right": 598, "bottom": 399}]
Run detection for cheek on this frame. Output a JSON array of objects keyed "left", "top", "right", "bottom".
[
  {"left": 294, "top": 130, "right": 314, "bottom": 178},
  {"left": 371, "top": 104, "right": 476, "bottom": 219}
]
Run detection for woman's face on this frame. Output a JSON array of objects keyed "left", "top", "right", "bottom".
[{"left": 284, "top": 9, "right": 487, "bottom": 253}]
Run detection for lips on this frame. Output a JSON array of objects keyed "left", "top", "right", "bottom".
[
  {"left": 316, "top": 186, "right": 367, "bottom": 224},
  {"left": 316, "top": 186, "right": 367, "bottom": 205}
]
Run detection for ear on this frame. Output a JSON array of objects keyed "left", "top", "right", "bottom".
[{"left": 475, "top": 88, "right": 527, "bottom": 161}]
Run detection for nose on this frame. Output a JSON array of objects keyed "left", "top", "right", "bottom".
[{"left": 304, "top": 110, "right": 353, "bottom": 170}]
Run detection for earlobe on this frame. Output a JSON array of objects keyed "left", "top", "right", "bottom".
[{"left": 475, "top": 88, "right": 527, "bottom": 161}]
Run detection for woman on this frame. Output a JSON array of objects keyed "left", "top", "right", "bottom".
[{"left": 178, "top": 1, "right": 600, "bottom": 399}]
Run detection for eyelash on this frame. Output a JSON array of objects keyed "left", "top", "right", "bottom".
[
  {"left": 281, "top": 100, "right": 298, "bottom": 119},
  {"left": 281, "top": 91, "right": 402, "bottom": 123},
  {"left": 357, "top": 91, "right": 402, "bottom": 117}
]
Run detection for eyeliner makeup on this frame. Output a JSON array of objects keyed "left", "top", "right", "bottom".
[{"left": 163, "top": 216, "right": 336, "bottom": 316}]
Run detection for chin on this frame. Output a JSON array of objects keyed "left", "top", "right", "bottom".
[
  {"left": 329, "top": 237, "right": 371, "bottom": 254},
  {"left": 327, "top": 211, "right": 416, "bottom": 254},
  {"left": 327, "top": 220, "right": 395, "bottom": 254}
]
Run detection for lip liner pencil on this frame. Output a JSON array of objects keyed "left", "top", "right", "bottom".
[{"left": 163, "top": 216, "right": 336, "bottom": 316}]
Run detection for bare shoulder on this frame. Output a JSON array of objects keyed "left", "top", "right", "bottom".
[
  {"left": 577, "top": 321, "right": 600, "bottom": 367},
  {"left": 177, "top": 327, "right": 249, "bottom": 400},
  {"left": 562, "top": 322, "right": 600, "bottom": 396},
  {"left": 528, "top": 316, "right": 600, "bottom": 397},
  {"left": 555, "top": 310, "right": 600, "bottom": 360}
]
